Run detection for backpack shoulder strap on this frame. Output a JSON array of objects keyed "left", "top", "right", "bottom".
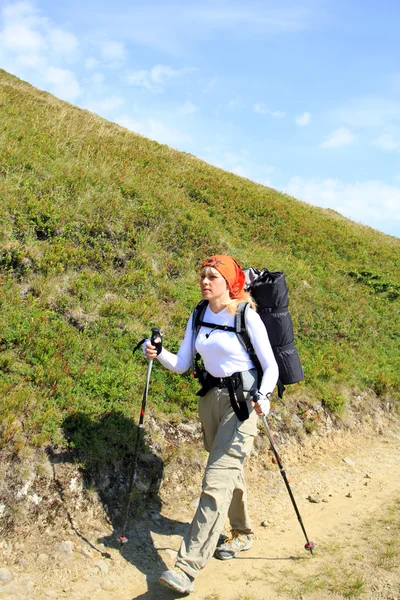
[
  {"left": 235, "top": 302, "right": 251, "bottom": 352},
  {"left": 235, "top": 302, "right": 263, "bottom": 379},
  {"left": 193, "top": 299, "right": 208, "bottom": 334},
  {"left": 191, "top": 300, "right": 208, "bottom": 371}
]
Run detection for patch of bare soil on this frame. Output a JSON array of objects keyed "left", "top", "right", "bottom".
[{"left": 1, "top": 416, "right": 400, "bottom": 600}]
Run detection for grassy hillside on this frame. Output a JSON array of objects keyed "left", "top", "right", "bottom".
[{"left": 1, "top": 69, "right": 399, "bottom": 468}]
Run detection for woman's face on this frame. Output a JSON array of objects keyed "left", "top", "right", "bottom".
[{"left": 200, "top": 267, "right": 229, "bottom": 302}]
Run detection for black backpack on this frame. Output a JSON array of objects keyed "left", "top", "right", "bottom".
[{"left": 193, "top": 268, "right": 304, "bottom": 399}]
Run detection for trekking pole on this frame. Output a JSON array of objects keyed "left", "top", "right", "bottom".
[
  {"left": 261, "top": 415, "right": 315, "bottom": 555},
  {"left": 119, "top": 327, "right": 162, "bottom": 550}
]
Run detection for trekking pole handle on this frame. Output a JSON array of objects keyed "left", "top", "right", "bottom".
[{"left": 151, "top": 327, "right": 162, "bottom": 355}]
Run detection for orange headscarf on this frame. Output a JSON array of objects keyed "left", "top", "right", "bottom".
[{"left": 202, "top": 255, "right": 246, "bottom": 299}]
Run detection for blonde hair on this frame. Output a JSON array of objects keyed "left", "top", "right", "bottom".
[
  {"left": 200, "top": 266, "right": 256, "bottom": 314},
  {"left": 224, "top": 293, "right": 257, "bottom": 314}
]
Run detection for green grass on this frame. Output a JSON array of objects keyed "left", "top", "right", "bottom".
[
  {"left": 367, "top": 497, "right": 400, "bottom": 571},
  {"left": 276, "top": 498, "right": 400, "bottom": 599},
  {"left": 278, "top": 562, "right": 368, "bottom": 598},
  {"left": 0, "top": 69, "right": 400, "bottom": 470}
]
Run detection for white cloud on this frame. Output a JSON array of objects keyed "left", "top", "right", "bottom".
[
  {"left": 125, "top": 69, "right": 151, "bottom": 88},
  {"left": 215, "top": 96, "right": 245, "bottom": 114},
  {"left": 86, "top": 96, "right": 124, "bottom": 114},
  {"left": 85, "top": 57, "right": 99, "bottom": 69},
  {"left": 90, "top": 72, "right": 105, "bottom": 84},
  {"left": 100, "top": 41, "right": 126, "bottom": 61},
  {"left": 295, "top": 111, "right": 311, "bottom": 126},
  {"left": 202, "top": 76, "right": 219, "bottom": 92},
  {"left": 116, "top": 115, "right": 191, "bottom": 146},
  {"left": 321, "top": 127, "right": 356, "bottom": 149},
  {"left": 48, "top": 28, "right": 78, "bottom": 55},
  {"left": 14, "top": 52, "right": 44, "bottom": 68},
  {"left": 335, "top": 96, "right": 400, "bottom": 128},
  {"left": 1, "top": 3, "right": 77, "bottom": 58},
  {"left": 0, "top": 1, "right": 82, "bottom": 97},
  {"left": 227, "top": 96, "right": 244, "bottom": 110},
  {"left": 201, "top": 147, "right": 254, "bottom": 180},
  {"left": 1, "top": 23, "right": 44, "bottom": 52},
  {"left": 179, "top": 101, "right": 199, "bottom": 115},
  {"left": 373, "top": 133, "right": 400, "bottom": 151},
  {"left": 284, "top": 176, "right": 400, "bottom": 235},
  {"left": 45, "top": 67, "right": 81, "bottom": 101},
  {"left": 125, "top": 64, "right": 195, "bottom": 93},
  {"left": 151, "top": 64, "right": 189, "bottom": 83},
  {"left": 3, "top": 2, "right": 35, "bottom": 20},
  {"left": 231, "top": 164, "right": 247, "bottom": 177},
  {"left": 253, "top": 103, "right": 285, "bottom": 118},
  {"left": 176, "top": 5, "right": 312, "bottom": 35},
  {"left": 95, "top": 5, "right": 313, "bottom": 55}
]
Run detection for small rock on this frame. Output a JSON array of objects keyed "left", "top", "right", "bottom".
[
  {"left": 0, "top": 567, "right": 12, "bottom": 582},
  {"left": 342, "top": 457, "right": 356, "bottom": 468},
  {"left": 17, "top": 558, "right": 29, "bottom": 567},
  {"left": 177, "top": 423, "right": 198, "bottom": 435},
  {"left": 69, "top": 477, "right": 82, "bottom": 491},
  {"left": 261, "top": 520, "right": 269, "bottom": 527},
  {"left": 346, "top": 492, "right": 353, "bottom": 498},
  {"left": 29, "top": 493, "right": 42, "bottom": 505},
  {"left": 58, "top": 541, "right": 74, "bottom": 555},
  {"left": 80, "top": 546, "right": 93, "bottom": 559},
  {"left": 364, "top": 474, "right": 371, "bottom": 479},
  {"left": 94, "top": 559, "right": 109, "bottom": 574},
  {"left": 101, "top": 580, "right": 115, "bottom": 591},
  {"left": 38, "top": 553, "right": 49, "bottom": 562},
  {"left": 135, "top": 480, "right": 151, "bottom": 492},
  {"left": 307, "top": 494, "right": 322, "bottom": 503}
]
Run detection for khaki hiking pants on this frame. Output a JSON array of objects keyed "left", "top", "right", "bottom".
[{"left": 176, "top": 376, "right": 258, "bottom": 579}]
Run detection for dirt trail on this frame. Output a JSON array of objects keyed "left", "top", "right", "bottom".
[{"left": 1, "top": 422, "right": 400, "bottom": 600}]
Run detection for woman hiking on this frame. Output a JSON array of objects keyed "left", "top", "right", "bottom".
[{"left": 144, "top": 255, "right": 279, "bottom": 594}]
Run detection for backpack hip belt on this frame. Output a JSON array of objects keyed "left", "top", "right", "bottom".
[{"left": 196, "top": 370, "right": 250, "bottom": 422}]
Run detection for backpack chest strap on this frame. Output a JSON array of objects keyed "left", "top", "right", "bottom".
[{"left": 197, "top": 320, "right": 236, "bottom": 333}]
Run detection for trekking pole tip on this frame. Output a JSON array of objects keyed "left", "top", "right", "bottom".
[{"left": 305, "top": 541, "right": 316, "bottom": 554}]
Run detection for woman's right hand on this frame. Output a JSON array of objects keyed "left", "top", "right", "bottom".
[
  {"left": 250, "top": 391, "right": 271, "bottom": 417},
  {"left": 144, "top": 339, "right": 161, "bottom": 360}
]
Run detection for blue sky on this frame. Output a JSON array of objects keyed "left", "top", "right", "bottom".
[{"left": 1, "top": 1, "right": 400, "bottom": 238}]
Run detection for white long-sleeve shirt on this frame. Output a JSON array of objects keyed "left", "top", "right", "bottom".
[{"left": 157, "top": 304, "right": 279, "bottom": 396}]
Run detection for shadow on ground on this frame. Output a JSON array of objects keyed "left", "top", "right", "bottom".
[{"left": 47, "top": 409, "right": 189, "bottom": 599}]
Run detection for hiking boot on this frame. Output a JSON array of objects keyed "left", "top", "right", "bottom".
[
  {"left": 158, "top": 566, "right": 195, "bottom": 594},
  {"left": 214, "top": 530, "right": 253, "bottom": 560}
]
